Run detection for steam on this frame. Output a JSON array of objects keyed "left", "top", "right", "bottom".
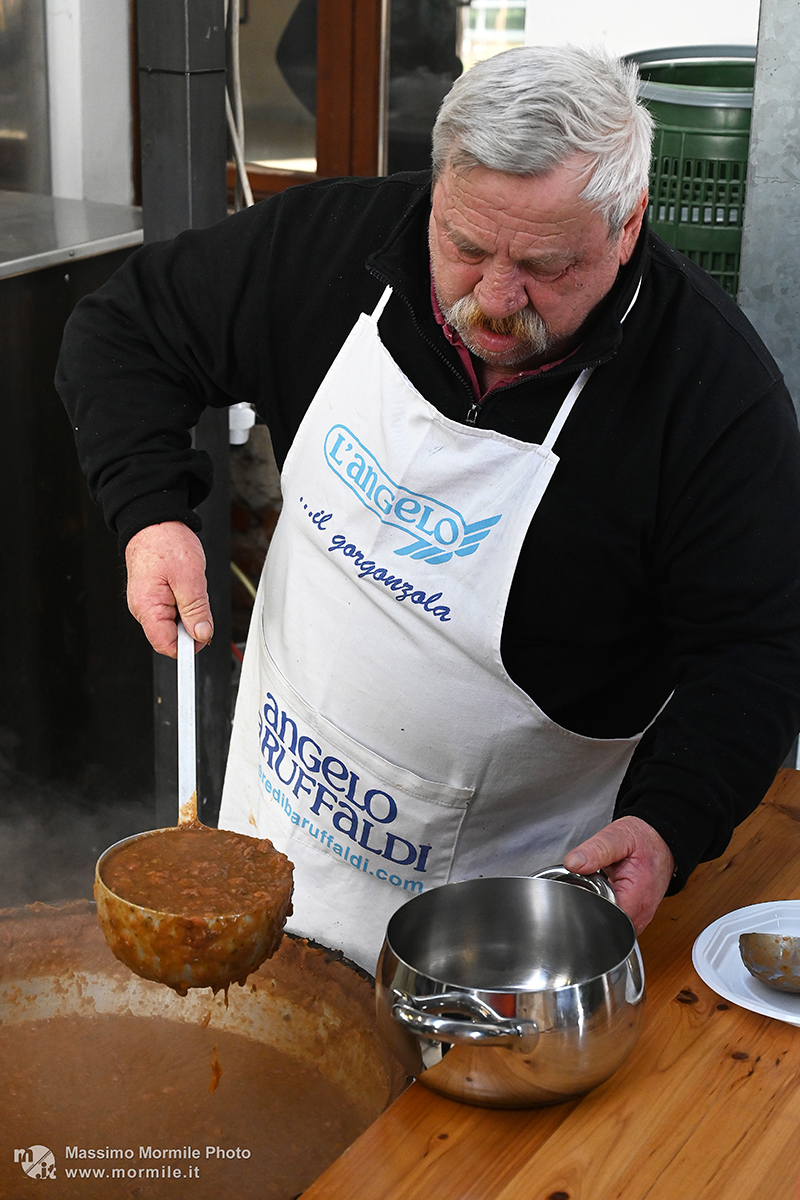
[{"left": 0, "top": 735, "right": 155, "bottom": 908}]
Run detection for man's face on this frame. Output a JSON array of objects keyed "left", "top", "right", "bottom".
[{"left": 429, "top": 160, "right": 645, "bottom": 371}]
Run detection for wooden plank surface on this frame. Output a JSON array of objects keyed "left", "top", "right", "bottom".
[{"left": 303, "top": 769, "right": 800, "bottom": 1200}]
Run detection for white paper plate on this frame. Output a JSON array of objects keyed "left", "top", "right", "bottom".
[{"left": 692, "top": 901, "right": 800, "bottom": 1026}]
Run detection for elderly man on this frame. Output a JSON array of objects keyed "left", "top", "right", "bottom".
[{"left": 57, "top": 46, "right": 800, "bottom": 971}]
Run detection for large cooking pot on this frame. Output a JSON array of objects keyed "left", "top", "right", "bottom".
[
  {"left": 376, "top": 868, "right": 645, "bottom": 1108},
  {"left": 0, "top": 901, "right": 405, "bottom": 1199}
]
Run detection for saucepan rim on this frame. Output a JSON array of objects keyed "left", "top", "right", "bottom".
[{"left": 382, "top": 873, "right": 640, "bottom": 995}]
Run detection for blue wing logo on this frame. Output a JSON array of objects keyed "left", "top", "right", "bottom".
[{"left": 324, "top": 426, "right": 501, "bottom": 564}]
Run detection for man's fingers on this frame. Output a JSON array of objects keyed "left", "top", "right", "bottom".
[
  {"left": 129, "top": 597, "right": 181, "bottom": 657},
  {"left": 563, "top": 816, "right": 675, "bottom": 934},
  {"left": 171, "top": 593, "right": 214, "bottom": 646},
  {"left": 192, "top": 619, "right": 214, "bottom": 644},
  {"left": 564, "top": 822, "right": 634, "bottom": 874}
]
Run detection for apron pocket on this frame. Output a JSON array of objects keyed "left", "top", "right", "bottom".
[{"left": 251, "top": 645, "right": 474, "bottom": 894}]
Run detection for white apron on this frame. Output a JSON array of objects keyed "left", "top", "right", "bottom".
[{"left": 221, "top": 285, "right": 648, "bottom": 972}]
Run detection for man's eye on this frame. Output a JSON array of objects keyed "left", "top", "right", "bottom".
[
  {"left": 452, "top": 242, "right": 485, "bottom": 262},
  {"left": 527, "top": 265, "right": 571, "bottom": 283}
]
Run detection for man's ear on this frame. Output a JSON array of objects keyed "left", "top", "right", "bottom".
[{"left": 618, "top": 190, "right": 648, "bottom": 265}]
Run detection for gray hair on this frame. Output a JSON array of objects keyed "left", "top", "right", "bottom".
[{"left": 431, "top": 45, "right": 653, "bottom": 236}]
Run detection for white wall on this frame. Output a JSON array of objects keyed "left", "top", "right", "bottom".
[
  {"left": 46, "top": 0, "right": 133, "bottom": 205},
  {"left": 523, "top": 0, "right": 760, "bottom": 57}
]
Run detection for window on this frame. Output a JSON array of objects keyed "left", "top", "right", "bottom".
[
  {"left": 232, "top": 0, "right": 386, "bottom": 200},
  {"left": 233, "top": 0, "right": 533, "bottom": 199}
]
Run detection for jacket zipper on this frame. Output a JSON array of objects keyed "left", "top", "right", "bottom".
[{"left": 367, "top": 265, "right": 475, "bottom": 408}]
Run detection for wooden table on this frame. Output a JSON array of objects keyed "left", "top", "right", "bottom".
[{"left": 304, "top": 769, "right": 800, "bottom": 1200}]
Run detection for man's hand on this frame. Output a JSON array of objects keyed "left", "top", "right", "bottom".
[
  {"left": 563, "top": 816, "right": 674, "bottom": 933},
  {"left": 125, "top": 521, "right": 214, "bottom": 657}
]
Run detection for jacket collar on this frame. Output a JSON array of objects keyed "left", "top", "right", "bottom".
[{"left": 366, "top": 171, "right": 651, "bottom": 379}]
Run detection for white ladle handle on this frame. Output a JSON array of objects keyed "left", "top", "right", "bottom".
[{"left": 177, "top": 621, "right": 198, "bottom": 825}]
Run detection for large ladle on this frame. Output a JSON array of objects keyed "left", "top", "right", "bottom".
[
  {"left": 95, "top": 622, "right": 293, "bottom": 995},
  {"left": 739, "top": 932, "right": 800, "bottom": 994}
]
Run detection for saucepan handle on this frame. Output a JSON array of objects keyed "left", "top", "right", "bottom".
[
  {"left": 391, "top": 991, "right": 539, "bottom": 1048},
  {"left": 626, "top": 943, "right": 646, "bottom": 1005},
  {"left": 532, "top": 864, "right": 617, "bottom": 905}
]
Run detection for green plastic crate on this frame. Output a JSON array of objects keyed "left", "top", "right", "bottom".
[{"left": 626, "top": 46, "right": 755, "bottom": 297}]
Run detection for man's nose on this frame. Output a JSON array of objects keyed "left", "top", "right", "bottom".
[{"left": 473, "top": 261, "right": 527, "bottom": 319}]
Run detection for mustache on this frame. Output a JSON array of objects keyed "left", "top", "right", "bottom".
[{"left": 443, "top": 294, "right": 549, "bottom": 351}]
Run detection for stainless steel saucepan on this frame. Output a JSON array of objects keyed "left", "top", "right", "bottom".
[{"left": 376, "top": 867, "right": 645, "bottom": 1108}]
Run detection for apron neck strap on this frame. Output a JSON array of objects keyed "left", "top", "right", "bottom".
[
  {"left": 541, "top": 272, "right": 643, "bottom": 453},
  {"left": 370, "top": 285, "right": 393, "bottom": 324},
  {"left": 540, "top": 367, "right": 595, "bottom": 452},
  {"left": 620, "top": 273, "right": 643, "bottom": 324}
]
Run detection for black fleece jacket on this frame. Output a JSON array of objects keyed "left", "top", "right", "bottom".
[{"left": 56, "top": 171, "right": 800, "bottom": 890}]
